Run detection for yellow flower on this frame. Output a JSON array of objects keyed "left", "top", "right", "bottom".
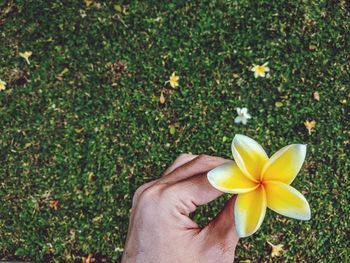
[
  {"left": 84, "top": 0, "right": 93, "bottom": 7},
  {"left": 267, "top": 241, "right": 284, "bottom": 257},
  {"left": 19, "top": 51, "right": 33, "bottom": 65},
  {"left": 0, "top": 79, "right": 6, "bottom": 91},
  {"left": 304, "top": 120, "right": 316, "bottom": 135},
  {"left": 208, "top": 134, "right": 311, "bottom": 237},
  {"left": 251, "top": 62, "right": 270, "bottom": 78},
  {"left": 168, "top": 72, "right": 179, "bottom": 88}
]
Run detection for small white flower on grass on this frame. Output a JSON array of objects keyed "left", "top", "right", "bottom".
[
  {"left": 235, "top": 107, "right": 251, "bottom": 125},
  {"left": 251, "top": 62, "right": 270, "bottom": 78}
]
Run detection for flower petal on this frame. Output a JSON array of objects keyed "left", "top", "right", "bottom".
[
  {"left": 234, "top": 186, "right": 266, "bottom": 237},
  {"left": 234, "top": 116, "right": 242, "bottom": 124},
  {"left": 207, "top": 161, "right": 258, "bottom": 194},
  {"left": 262, "top": 144, "right": 306, "bottom": 184},
  {"left": 264, "top": 181, "right": 311, "bottom": 220},
  {"left": 231, "top": 134, "right": 268, "bottom": 182}
]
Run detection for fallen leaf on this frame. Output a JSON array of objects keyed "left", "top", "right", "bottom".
[
  {"left": 114, "top": 4, "right": 122, "bottom": 13},
  {"left": 49, "top": 200, "right": 59, "bottom": 210},
  {"left": 159, "top": 91, "right": 165, "bottom": 104},
  {"left": 169, "top": 124, "right": 176, "bottom": 135},
  {"left": 75, "top": 128, "right": 84, "bottom": 133},
  {"left": 313, "top": 91, "right": 320, "bottom": 101},
  {"left": 275, "top": 101, "right": 283, "bottom": 107},
  {"left": 309, "top": 43, "right": 317, "bottom": 50}
]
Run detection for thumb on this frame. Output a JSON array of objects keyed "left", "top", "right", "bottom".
[{"left": 204, "top": 196, "right": 239, "bottom": 244}]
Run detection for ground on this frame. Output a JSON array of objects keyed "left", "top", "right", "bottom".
[{"left": 0, "top": 0, "right": 349, "bottom": 262}]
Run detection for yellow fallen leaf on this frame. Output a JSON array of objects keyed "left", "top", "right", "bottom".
[
  {"left": 169, "top": 124, "right": 176, "bottom": 135},
  {"left": 60, "top": 67, "right": 69, "bottom": 76},
  {"left": 114, "top": 4, "right": 122, "bottom": 13},
  {"left": 159, "top": 91, "right": 165, "bottom": 104},
  {"left": 309, "top": 43, "right": 317, "bottom": 50},
  {"left": 75, "top": 128, "right": 84, "bottom": 133},
  {"left": 313, "top": 91, "right": 320, "bottom": 101},
  {"left": 275, "top": 101, "right": 283, "bottom": 107}
]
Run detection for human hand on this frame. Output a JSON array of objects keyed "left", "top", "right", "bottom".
[{"left": 122, "top": 154, "right": 239, "bottom": 263}]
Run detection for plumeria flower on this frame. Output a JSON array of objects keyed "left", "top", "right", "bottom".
[
  {"left": 168, "top": 72, "right": 179, "bottom": 88},
  {"left": 267, "top": 241, "right": 284, "bottom": 257},
  {"left": 251, "top": 62, "right": 270, "bottom": 78},
  {"left": 304, "top": 120, "right": 316, "bottom": 135},
  {"left": 0, "top": 79, "right": 6, "bottom": 91},
  {"left": 208, "top": 134, "right": 311, "bottom": 237},
  {"left": 19, "top": 51, "right": 33, "bottom": 65},
  {"left": 234, "top": 107, "right": 251, "bottom": 125}
]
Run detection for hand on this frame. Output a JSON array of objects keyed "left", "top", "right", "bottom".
[{"left": 122, "top": 154, "right": 239, "bottom": 263}]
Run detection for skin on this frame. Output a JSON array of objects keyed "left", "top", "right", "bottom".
[{"left": 122, "top": 154, "right": 239, "bottom": 263}]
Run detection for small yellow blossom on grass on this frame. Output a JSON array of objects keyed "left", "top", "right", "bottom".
[
  {"left": 168, "top": 72, "right": 179, "bottom": 88},
  {"left": 304, "top": 120, "right": 316, "bottom": 135},
  {"left": 19, "top": 51, "right": 33, "bottom": 64},
  {"left": 251, "top": 62, "right": 270, "bottom": 78},
  {"left": 0, "top": 79, "right": 6, "bottom": 91},
  {"left": 84, "top": 0, "right": 93, "bottom": 7},
  {"left": 82, "top": 254, "right": 96, "bottom": 263},
  {"left": 267, "top": 241, "right": 284, "bottom": 257}
]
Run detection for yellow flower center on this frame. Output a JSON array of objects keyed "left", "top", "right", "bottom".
[
  {"left": 255, "top": 65, "right": 266, "bottom": 74},
  {"left": 170, "top": 76, "right": 177, "bottom": 83}
]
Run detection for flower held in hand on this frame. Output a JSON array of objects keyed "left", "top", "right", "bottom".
[{"left": 208, "top": 134, "right": 311, "bottom": 237}]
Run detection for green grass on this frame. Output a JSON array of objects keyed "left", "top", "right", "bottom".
[{"left": 0, "top": 0, "right": 349, "bottom": 262}]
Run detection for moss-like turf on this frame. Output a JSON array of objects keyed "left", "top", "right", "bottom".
[{"left": 0, "top": 0, "right": 349, "bottom": 262}]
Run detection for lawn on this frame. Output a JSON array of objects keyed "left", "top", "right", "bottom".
[{"left": 0, "top": 0, "right": 349, "bottom": 262}]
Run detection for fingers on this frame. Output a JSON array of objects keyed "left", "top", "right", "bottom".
[
  {"left": 203, "top": 196, "right": 238, "bottom": 243},
  {"left": 160, "top": 155, "right": 229, "bottom": 184},
  {"left": 162, "top": 154, "right": 198, "bottom": 177},
  {"left": 133, "top": 154, "right": 229, "bottom": 208},
  {"left": 132, "top": 153, "right": 198, "bottom": 206},
  {"left": 195, "top": 196, "right": 238, "bottom": 262},
  {"left": 167, "top": 172, "right": 225, "bottom": 215}
]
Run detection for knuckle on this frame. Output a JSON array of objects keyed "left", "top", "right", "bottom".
[
  {"left": 198, "top": 154, "right": 211, "bottom": 161},
  {"left": 132, "top": 181, "right": 155, "bottom": 206},
  {"left": 178, "top": 153, "right": 192, "bottom": 159},
  {"left": 138, "top": 184, "right": 165, "bottom": 206}
]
